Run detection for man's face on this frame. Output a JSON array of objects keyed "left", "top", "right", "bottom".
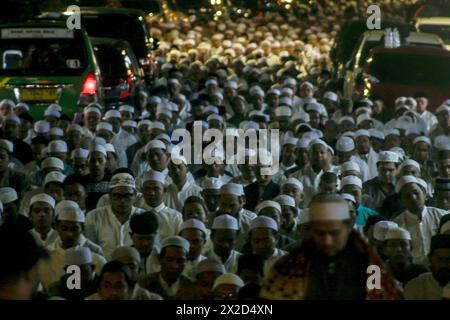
[
  {"left": 114, "top": 256, "right": 140, "bottom": 283},
  {"left": 196, "top": 271, "right": 222, "bottom": 300},
  {"left": 310, "top": 145, "right": 331, "bottom": 168},
  {"left": 300, "top": 86, "right": 313, "bottom": 98},
  {"left": 147, "top": 148, "right": 169, "bottom": 171},
  {"left": 168, "top": 162, "right": 187, "bottom": 184},
  {"left": 67, "top": 129, "right": 82, "bottom": 147},
  {"left": 212, "top": 229, "right": 237, "bottom": 258},
  {"left": 256, "top": 165, "right": 273, "bottom": 186},
  {"left": 142, "top": 181, "right": 165, "bottom": 207},
  {"left": 64, "top": 183, "right": 87, "bottom": 210},
  {"left": 337, "top": 150, "right": 353, "bottom": 164},
  {"left": 400, "top": 183, "right": 425, "bottom": 213},
  {"left": 266, "top": 94, "right": 279, "bottom": 107},
  {"left": 0, "top": 102, "right": 13, "bottom": 118},
  {"left": 438, "top": 158, "right": 450, "bottom": 179},
  {"left": 3, "top": 120, "right": 19, "bottom": 139},
  {"left": 131, "top": 233, "right": 156, "bottom": 257},
  {"left": 73, "top": 158, "right": 89, "bottom": 176},
  {"left": 308, "top": 111, "right": 321, "bottom": 128},
  {"left": 437, "top": 111, "right": 450, "bottom": 128},
  {"left": 96, "top": 129, "right": 113, "bottom": 143},
  {"left": 435, "top": 190, "right": 450, "bottom": 211},
  {"left": 319, "top": 181, "right": 337, "bottom": 194},
  {"left": 342, "top": 185, "right": 363, "bottom": 205},
  {"left": 202, "top": 189, "right": 221, "bottom": 212},
  {"left": 98, "top": 272, "right": 131, "bottom": 300},
  {"left": 183, "top": 202, "right": 207, "bottom": 222},
  {"left": 88, "top": 152, "right": 106, "bottom": 179},
  {"left": 276, "top": 116, "right": 290, "bottom": 131},
  {"left": 296, "top": 147, "right": 309, "bottom": 166},
  {"left": 3, "top": 201, "right": 17, "bottom": 220},
  {"left": 251, "top": 228, "right": 276, "bottom": 258},
  {"left": 430, "top": 248, "right": 450, "bottom": 285},
  {"left": 219, "top": 194, "right": 243, "bottom": 217},
  {"left": 57, "top": 220, "right": 82, "bottom": 248},
  {"left": 413, "top": 142, "right": 430, "bottom": 163},
  {"left": 159, "top": 246, "right": 187, "bottom": 282},
  {"left": 280, "top": 205, "right": 297, "bottom": 229},
  {"left": 86, "top": 112, "right": 100, "bottom": 130},
  {"left": 310, "top": 220, "right": 351, "bottom": 257},
  {"left": 378, "top": 162, "right": 397, "bottom": 184},
  {"left": 384, "top": 135, "right": 401, "bottom": 150},
  {"left": 355, "top": 136, "right": 371, "bottom": 154},
  {"left": 0, "top": 149, "right": 10, "bottom": 171},
  {"left": 45, "top": 183, "right": 64, "bottom": 203},
  {"left": 29, "top": 202, "right": 53, "bottom": 230},
  {"left": 137, "top": 125, "right": 151, "bottom": 143},
  {"left": 259, "top": 208, "right": 281, "bottom": 227},
  {"left": 181, "top": 228, "right": 205, "bottom": 261},
  {"left": 400, "top": 165, "right": 420, "bottom": 178},
  {"left": 384, "top": 239, "right": 412, "bottom": 265},
  {"left": 281, "top": 184, "right": 304, "bottom": 207},
  {"left": 109, "top": 186, "right": 136, "bottom": 215},
  {"left": 282, "top": 144, "right": 296, "bottom": 165}
]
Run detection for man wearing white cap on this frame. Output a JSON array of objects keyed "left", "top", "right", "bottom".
[
  {"left": 368, "top": 221, "right": 399, "bottom": 260},
  {"left": 181, "top": 258, "right": 225, "bottom": 300},
  {"left": 0, "top": 187, "right": 32, "bottom": 232},
  {"left": 28, "top": 193, "right": 58, "bottom": 249},
  {"left": 205, "top": 214, "right": 242, "bottom": 274},
  {"left": 260, "top": 193, "right": 401, "bottom": 300},
  {"left": 85, "top": 173, "right": 145, "bottom": 259},
  {"left": 166, "top": 155, "right": 202, "bottom": 212},
  {"left": 429, "top": 105, "right": 449, "bottom": 141},
  {"left": 280, "top": 177, "right": 305, "bottom": 209},
  {"left": 362, "top": 151, "right": 400, "bottom": 212},
  {"left": 135, "top": 170, "right": 183, "bottom": 240},
  {"left": 200, "top": 177, "right": 223, "bottom": 216},
  {"left": 275, "top": 195, "right": 300, "bottom": 240},
  {"left": 0, "top": 113, "right": 33, "bottom": 165},
  {"left": 135, "top": 139, "right": 169, "bottom": 179},
  {"left": 212, "top": 273, "right": 245, "bottom": 300},
  {"left": 0, "top": 139, "right": 29, "bottom": 197},
  {"left": 71, "top": 148, "right": 89, "bottom": 176},
  {"left": 354, "top": 129, "right": 379, "bottom": 179},
  {"left": 139, "top": 236, "right": 194, "bottom": 299},
  {"left": 179, "top": 219, "right": 208, "bottom": 280},
  {"left": 125, "top": 120, "right": 152, "bottom": 167},
  {"left": 411, "top": 136, "right": 436, "bottom": 185},
  {"left": 271, "top": 137, "right": 298, "bottom": 185},
  {"left": 383, "top": 227, "right": 428, "bottom": 286},
  {"left": 230, "top": 149, "right": 257, "bottom": 187},
  {"left": 82, "top": 145, "right": 110, "bottom": 211},
  {"left": 392, "top": 176, "right": 448, "bottom": 265},
  {"left": 335, "top": 136, "right": 370, "bottom": 182},
  {"left": 82, "top": 106, "right": 102, "bottom": 138},
  {"left": 289, "top": 139, "right": 338, "bottom": 206},
  {"left": 404, "top": 234, "right": 450, "bottom": 300}
]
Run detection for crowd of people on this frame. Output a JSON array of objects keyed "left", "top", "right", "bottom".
[{"left": 0, "top": 0, "right": 449, "bottom": 300}]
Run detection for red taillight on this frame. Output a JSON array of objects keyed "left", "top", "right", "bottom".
[
  {"left": 119, "top": 74, "right": 133, "bottom": 99},
  {"left": 82, "top": 73, "right": 97, "bottom": 95}
]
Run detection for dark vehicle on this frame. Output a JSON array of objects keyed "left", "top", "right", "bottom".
[
  {"left": 362, "top": 46, "right": 450, "bottom": 117},
  {"left": 330, "top": 19, "right": 414, "bottom": 81},
  {"left": 90, "top": 37, "right": 146, "bottom": 109},
  {"left": 68, "top": 7, "right": 153, "bottom": 84}
]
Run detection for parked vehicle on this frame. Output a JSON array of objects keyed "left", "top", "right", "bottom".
[{"left": 416, "top": 17, "right": 450, "bottom": 49}]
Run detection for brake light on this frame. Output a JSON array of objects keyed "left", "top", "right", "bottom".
[
  {"left": 119, "top": 74, "right": 133, "bottom": 99},
  {"left": 82, "top": 73, "right": 97, "bottom": 95}
]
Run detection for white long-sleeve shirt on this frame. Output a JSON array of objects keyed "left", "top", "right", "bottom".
[{"left": 165, "top": 181, "right": 202, "bottom": 212}]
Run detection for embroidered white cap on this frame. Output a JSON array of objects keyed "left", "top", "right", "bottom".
[
  {"left": 201, "top": 177, "right": 224, "bottom": 190},
  {"left": 119, "top": 105, "right": 135, "bottom": 114},
  {"left": 378, "top": 151, "right": 400, "bottom": 163},
  {"left": 341, "top": 161, "right": 361, "bottom": 173},
  {"left": 255, "top": 200, "right": 281, "bottom": 215},
  {"left": 212, "top": 273, "right": 244, "bottom": 290},
  {"left": 142, "top": 170, "right": 166, "bottom": 185},
  {"left": 96, "top": 122, "right": 113, "bottom": 133},
  {"left": 250, "top": 216, "right": 278, "bottom": 231},
  {"left": 341, "top": 175, "right": 362, "bottom": 189},
  {"left": 145, "top": 140, "right": 166, "bottom": 152},
  {"left": 44, "top": 171, "right": 66, "bottom": 185},
  {"left": 336, "top": 136, "right": 355, "bottom": 152},
  {"left": 194, "top": 258, "right": 225, "bottom": 277},
  {"left": 369, "top": 129, "right": 385, "bottom": 140},
  {"left": 354, "top": 129, "right": 370, "bottom": 139},
  {"left": 91, "top": 145, "right": 107, "bottom": 157},
  {"left": 275, "top": 106, "right": 292, "bottom": 117},
  {"left": 0, "top": 187, "right": 18, "bottom": 204},
  {"left": 104, "top": 110, "right": 121, "bottom": 119},
  {"left": 161, "top": 235, "right": 190, "bottom": 253},
  {"left": 399, "top": 159, "right": 421, "bottom": 173},
  {"left": 112, "top": 246, "right": 141, "bottom": 264},
  {"left": 110, "top": 173, "right": 136, "bottom": 190},
  {"left": 49, "top": 128, "right": 64, "bottom": 137},
  {"left": 41, "top": 157, "right": 64, "bottom": 170},
  {"left": 30, "top": 193, "right": 55, "bottom": 208},
  {"left": 72, "top": 148, "right": 89, "bottom": 159},
  {"left": 180, "top": 219, "right": 207, "bottom": 235},
  {"left": 220, "top": 183, "right": 244, "bottom": 197},
  {"left": 413, "top": 136, "right": 431, "bottom": 146},
  {"left": 212, "top": 214, "right": 239, "bottom": 230},
  {"left": 48, "top": 140, "right": 68, "bottom": 153},
  {"left": 341, "top": 193, "right": 356, "bottom": 204},
  {"left": 274, "top": 195, "right": 296, "bottom": 208},
  {"left": 34, "top": 120, "right": 50, "bottom": 133},
  {"left": 57, "top": 205, "right": 85, "bottom": 223},
  {"left": 281, "top": 178, "right": 304, "bottom": 193},
  {"left": 384, "top": 227, "right": 412, "bottom": 241},
  {"left": 373, "top": 221, "right": 399, "bottom": 241}
]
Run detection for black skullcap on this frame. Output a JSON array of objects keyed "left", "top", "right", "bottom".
[{"left": 430, "top": 234, "right": 450, "bottom": 255}]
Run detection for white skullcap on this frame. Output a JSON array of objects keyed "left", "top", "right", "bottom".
[
  {"left": 396, "top": 175, "right": 427, "bottom": 193},
  {"left": 213, "top": 273, "right": 244, "bottom": 291},
  {"left": 207, "top": 114, "right": 223, "bottom": 122},
  {"left": 297, "top": 138, "right": 311, "bottom": 149},
  {"left": 44, "top": 171, "right": 66, "bottom": 185},
  {"left": 44, "top": 109, "right": 60, "bottom": 119},
  {"left": 283, "top": 78, "right": 297, "bottom": 86},
  {"left": 142, "top": 170, "right": 166, "bottom": 185},
  {"left": 47, "top": 103, "right": 62, "bottom": 112},
  {"left": 104, "top": 144, "right": 116, "bottom": 154},
  {"left": 34, "top": 120, "right": 50, "bottom": 133},
  {"left": 145, "top": 140, "right": 166, "bottom": 152},
  {"left": 112, "top": 246, "right": 141, "bottom": 264},
  {"left": 119, "top": 105, "right": 135, "bottom": 114},
  {"left": 341, "top": 175, "right": 362, "bottom": 189},
  {"left": 293, "top": 112, "right": 310, "bottom": 123},
  {"left": 224, "top": 81, "right": 238, "bottom": 90},
  {"left": 30, "top": 193, "right": 55, "bottom": 208},
  {"left": 138, "top": 120, "right": 152, "bottom": 128},
  {"left": 194, "top": 258, "right": 225, "bottom": 277},
  {"left": 282, "top": 178, "right": 304, "bottom": 192},
  {"left": 97, "top": 122, "right": 113, "bottom": 133},
  {"left": 250, "top": 216, "right": 278, "bottom": 231},
  {"left": 0, "top": 139, "right": 13, "bottom": 153},
  {"left": 149, "top": 96, "right": 162, "bottom": 104},
  {"left": 156, "top": 133, "right": 171, "bottom": 144},
  {"left": 15, "top": 102, "right": 29, "bottom": 111},
  {"left": 110, "top": 173, "right": 136, "bottom": 190},
  {"left": 341, "top": 193, "right": 356, "bottom": 204},
  {"left": 156, "top": 105, "right": 172, "bottom": 118},
  {"left": 275, "top": 106, "right": 292, "bottom": 117},
  {"left": 369, "top": 129, "right": 385, "bottom": 140},
  {"left": 249, "top": 86, "right": 265, "bottom": 97},
  {"left": 283, "top": 137, "right": 298, "bottom": 146},
  {"left": 201, "top": 177, "right": 224, "bottom": 190},
  {"left": 180, "top": 219, "right": 207, "bottom": 235},
  {"left": 255, "top": 200, "right": 281, "bottom": 215},
  {"left": 67, "top": 124, "right": 83, "bottom": 133},
  {"left": 305, "top": 102, "right": 325, "bottom": 115},
  {"left": 104, "top": 110, "right": 121, "bottom": 119},
  {"left": 205, "top": 79, "right": 218, "bottom": 87},
  {"left": 84, "top": 106, "right": 102, "bottom": 116},
  {"left": 50, "top": 128, "right": 64, "bottom": 137},
  {"left": 373, "top": 221, "right": 399, "bottom": 241},
  {"left": 441, "top": 221, "right": 450, "bottom": 235},
  {"left": 48, "top": 140, "right": 68, "bottom": 153},
  {"left": 0, "top": 187, "right": 18, "bottom": 203},
  {"left": 434, "top": 135, "right": 450, "bottom": 151},
  {"left": 123, "top": 120, "right": 137, "bottom": 128},
  {"left": 281, "top": 87, "right": 294, "bottom": 97},
  {"left": 341, "top": 161, "right": 361, "bottom": 173},
  {"left": 356, "top": 114, "right": 372, "bottom": 125},
  {"left": 170, "top": 154, "right": 188, "bottom": 166},
  {"left": 399, "top": 159, "right": 421, "bottom": 173},
  {"left": 384, "top": 128, "right": 400, "bottom": 137},
  {"left": 220, "top": 183, "right": 244, "bottom": 197},
  {"left": 323, "top": 91, "right": 338, "bottom": 102},
  {"left": 336, "top": 136, "right": 355, "bottom": 152},
  {"left": 57, "top": 205, "right": 85, "bottom": 223},
  {"left": 436, "top": 104, "right": 450, "bottom": 114},
  {"left": 413, "top": 136, "right": 431, "bottom": 146},
  {"left": 91, "top": 144, "right": 107, "bottom": 157},
  {"left": 168, "top": 78, "right": 180, "bottom": 86},
  {"left": 338, "top": 116, "right": 355, "bottom": 125},
  {"left": 212, "top": 214, "right": 239, "bottom": 230},
  {"left": 55, "top": 199, "right": 79, "bottom": 215},
  {"left": 354, "top": 129, "right": 370, "bottom": 139},
  {"left": 203, "top": 106, "right": 219, "bottom": 115},
  {"left": 72, "top": 148, "right": 89, "bottom": 159},
  {"left": 64, "top": 247, "right": 93, "bottom": 266},
  {"left": 274, "top": 195, "right": 296, "bottom": 207},
  {"left": 41, "top": 157, "right": 64, "bottom": 170},
  {"left": 384, "top": 227, "right": 412, "bottom": 241},
  {"left": 267, "top": 89, "right": 281, "bottom": 96},
  {"left": 308, "top": 139, "right": 334, "bottom": 155},
  {"left": 301, "top": 81, "right": 314, "bottom": 89},
  {"left": 161, "top": 235, "right": 190, "bottom": 253},
  {"left": 309, "top": 201, "right": 350, "bottom": 221},
  {"left": 378, "top": 151, "right": 400, "bottom": 163}
]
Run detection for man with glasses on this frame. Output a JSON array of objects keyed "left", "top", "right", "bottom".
[{"left": 85, "top": 172, "right": 145, "bottom": 259}]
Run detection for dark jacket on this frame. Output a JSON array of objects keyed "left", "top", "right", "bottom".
[{"left": 244, "top": 181, "right": 280, "bottom": 212}]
